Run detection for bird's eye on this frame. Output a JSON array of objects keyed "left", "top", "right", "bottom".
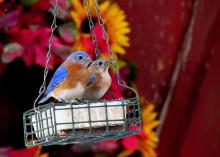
[
  {"left": 78, "top": 55, "right": 83, "bottom": 60},
  {"left": 98, "top": 62, "right": 103, "bottom": 66}
]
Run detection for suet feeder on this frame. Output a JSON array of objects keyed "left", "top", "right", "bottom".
[{"left": 23, "top": 0, "right": 141, "bottom": 146}]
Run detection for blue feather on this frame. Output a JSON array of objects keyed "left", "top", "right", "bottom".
[
  {"left": 45, "top": 64, "right": 67, "bottom": 95},
  {"left": 87, "top": 74, "right": 96, "bottom": 86}
]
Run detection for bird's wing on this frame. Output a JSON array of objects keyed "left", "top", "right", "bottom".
[
  {"left": 87, "top": 74, "right": 96, "bottom": 86},
  {"left": 45, "top": 64, "right": 68, "bottom": 95}
]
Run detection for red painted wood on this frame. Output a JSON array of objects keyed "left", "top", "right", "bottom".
[
  {"left": 179, "top": 28, "right": 220, "bottom": 157},
  {"left": 158, "top": 0, "right": 220, "bottom": 156},
  {"left": 117, "top": 0, "right": 192, "bottom": 104},
  {"left": 117, "top": 1, "right": 220, "bottom": 156}
]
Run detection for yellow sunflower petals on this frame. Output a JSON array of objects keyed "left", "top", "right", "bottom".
[
  {"left": 145, "top": 113, "right": 157, "bottom": 121},
  {"left": 144, "top": 121, "right": 160, "bottom": 132},
  {"left": 38, "top": 154, "right": 49, "bottom": 157},
  {"left": 115, "top": 35, "right": 129, "bottom": 43},
  {"left": 112, "top": 44, "right": 126, "bottom": 55},
  {"left": 70, "top": 11, "right": 81, "bottom": 28},
  {"left": 100, "top": 1, "right": 111, "bottom": 14},
  {"left": 112, "top": 21, "right": 129, "bottom": 30},
  {"left": 71, "top": 0, "right": 85, "bottom": 18},
  {"left": 143, "top": 105, "right": 154, "bottom": 114},
  {"left": 113, "top": 38, "right": 129, "bottom": 47},
  {"left": 143, "top": 147, "right": 157, "bottom": 157},
  {"left": 116, "top": 150, "right": 133, "bottom": 157},
  {"left": 115, "top": 28, "right": 131, "bottom": 35},
  {"left": 145, "top": 132, "right": 159, "bottom": 143},
  {"left": 117, "top": 40, "right": 129, "bottom": 47},
  {"left": 111, "top": 11, "right": 126, "bottom": 22},
  {"left": 105, "top": 4, "right": 120, "bottom": 19},
  {"left": 146, "top": 139, "right": 157, "bottom": 148},
  {"left": 71, "top": 0, "right": 131, "bottom": 57}
]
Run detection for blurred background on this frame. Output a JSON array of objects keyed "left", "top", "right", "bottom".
[{"left": 0, "top": 0, "right": 220, "bottom": 157}]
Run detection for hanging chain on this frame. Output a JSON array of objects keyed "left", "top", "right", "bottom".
[
  {"left": 33, "top": 0, "right": 58, "bottom": 112},
  {"left": 93, "top": 0, "right": 139, "bottom": 99},
  {"left": 84, "top": 0, "right": 101, "bottom": 58},
  {"left": 93, "top": 0, "right": 119, "bottom": 80}
]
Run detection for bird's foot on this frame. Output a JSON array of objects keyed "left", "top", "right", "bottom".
[
  {"left": 76, "top": 98, "right": 89, "bottom": 103},
  {"left": 56, "top": 98, "right": 65, "bottom": 103},
  {"left": 75, "top": 98, "right": 82, "bottom": 102},
  {"left": 63, "top": 99, "right": 84, "bottom": 104},
  {"left": 108, "top": 89, "right": 116, "bottom": 99},
  {"left": 77, "top": 98, "right": 87, "bottom": 102}
]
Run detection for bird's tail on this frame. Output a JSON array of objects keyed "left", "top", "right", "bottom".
[
  {"left": 38, "top": 92, "right": 52, "bottom": 104},
  {"left": 38, "top": 96, "right": 49, "bottom": 104}
]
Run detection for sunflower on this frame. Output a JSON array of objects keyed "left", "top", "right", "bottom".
[
  {"left": 70, "top": 0, "right": 130, "bottom": 57},
  {"left": 117, "top": 98, "right": 160, "bottom": 157}
]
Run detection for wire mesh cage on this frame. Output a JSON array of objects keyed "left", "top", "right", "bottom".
[{"left": 23, "top": 98, "right": 141, "bottom": 146}]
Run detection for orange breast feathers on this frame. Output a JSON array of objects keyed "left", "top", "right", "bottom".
[
  {"left": 53, "top": 61, "right": 89, "bottom": 95},
  {"left": 82, "top": 69, "right": 112, "bottom": 100}
]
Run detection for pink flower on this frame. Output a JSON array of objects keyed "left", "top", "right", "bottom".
[
  {"left": 0, "top": 10, "right": 20, "bottom": 28},
  {"left": 75, "top": 23, "right": 112, "bottom": 60},
  {"left": 92, "top": 140, "right": 119, "bottom": 156},
  {"left": 93, "top": 23, "right": 110, "bottom": 56},
  {"left": 80, "top": 34, "right": 96, "bottom": 59},
  {"left": 71, "top": 140, "right": 119, "bottom": 156},
  {"left": 122, "top": 135, "right": 140, "bottom": 152},
  {"left": 0, "top": 146, "right": 47, "bottom": 157},
  {"left": 121, "top": 124, "right": 143, "bottom": 152},
  {"left": 8, "top": 27, "right": 63, "bottom": 69}
]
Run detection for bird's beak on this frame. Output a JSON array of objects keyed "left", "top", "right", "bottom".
[
  {"left": 83, "top": 58, "right": 92, "bottom": 62},
  {"left": 82, "top": 59, "right": 93, "bottom": 67},
  {"left": 104, "top": 60, "right": 113, "bottom": 71}
]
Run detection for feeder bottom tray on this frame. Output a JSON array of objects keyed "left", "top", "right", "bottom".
[
  {"left": 24, "top": 98, "right": 141, "bottom": 146},
  {"left": 37, "top": 125, "right": 132, "bottom": 145},
  {"left": 57, "top": 125, "right": 126, "bottom": 135}
]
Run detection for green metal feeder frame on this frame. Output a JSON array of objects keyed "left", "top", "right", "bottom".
[{"left": 23, "top": 97, "right": 141, "bottom": 146}]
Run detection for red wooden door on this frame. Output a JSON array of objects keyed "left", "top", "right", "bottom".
[{"left": 118, "top": 0, "right": 220, "bottom": 156}]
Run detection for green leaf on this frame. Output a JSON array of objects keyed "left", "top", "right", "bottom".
[
  {"left": 19, "top": 0, "right": 38, "bottom": 6},
  {"left": 2, "top": 43, "right": 23, "bottom": 63},
  {"left": 94, "top": 152, "right": 109, "bottom": 157},
  {"left": 110, "top": 59, "right": 127, "bottom": 71},
  {"left": 116, "top": 59, "right": 127, "bottom": 69},
  {"left": 58, "top": 22, "right": 78, "bottom": 43},
  {"left": 66, "top": 0, "right": 72, "bottom": 9}
]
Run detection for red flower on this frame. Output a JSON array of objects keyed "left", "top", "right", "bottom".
[
  {"left": 122, "top": 135, "right": 140, "bottom": 152},
  {"left": 0, "top": 146, "right": 48, "bottom": 157},
  {"left": 0, "top": 10, "right": 20, "bottom": 29},
  {"left": 8, "top": 27, "right": 63, "bottom": 69},
  {"left": 71, "top": 140, "right": 119, "bottom": 156},
  {"left": 92, "top": 140, "right": 119, "bottom": 156},
  {"left": 93, "top": 23, "right": 110, "bottom": 56}
]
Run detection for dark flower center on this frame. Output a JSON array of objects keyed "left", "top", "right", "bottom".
[{"left": 81, "top": 17, "right": 97, "bottom": 33}]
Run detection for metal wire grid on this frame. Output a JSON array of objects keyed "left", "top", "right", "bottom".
[{"left": 23, "top": 98, "right": 141, "bottom": 146}]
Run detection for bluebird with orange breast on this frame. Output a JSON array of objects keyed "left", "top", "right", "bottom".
[
  {"left": 39, "top": 51, "right": 95, "bottom": 103},
  {"left": 82, "top": 58, "right": 113, "bottom": 100}
]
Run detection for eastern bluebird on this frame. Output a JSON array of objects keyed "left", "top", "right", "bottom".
[
  {"left": 82, "top": 58, "right": 113, "bottom": 100},
  {"left": 39, "top": 51, "right": 93, "bottom": 103}
]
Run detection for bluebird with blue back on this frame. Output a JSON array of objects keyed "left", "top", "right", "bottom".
[
  {"left": 39, "top": 51, "right": 93, "bottom": 103},
  {"left": 82, "top": 58, "right": 112, "bottom": 100}
]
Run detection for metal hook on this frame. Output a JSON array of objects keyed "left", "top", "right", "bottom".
[
  {"left": 33, "top": 0, "right": 58, "bottom": 113},
  {"left": 92, "top": 0, "right": 139, "bottom": 100}
]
